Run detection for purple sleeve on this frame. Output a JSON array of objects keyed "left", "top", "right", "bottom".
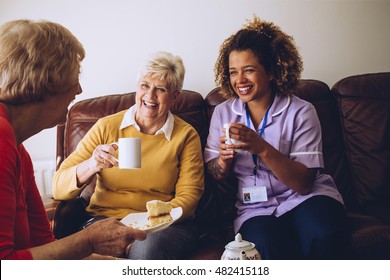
[
  {"left": 204, "top": 105, "right": 223, "bottom": 163},
  {"left": 289, "top": 103, "right": 324, "bottom": 168}
]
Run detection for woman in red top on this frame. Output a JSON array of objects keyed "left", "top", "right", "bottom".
[{"left": 0, "top": 19, "right": 146, "bottom": 260}]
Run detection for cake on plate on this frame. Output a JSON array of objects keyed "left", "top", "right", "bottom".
[{"left": 146, "top": 200, "right": 172, "bottom": 226}]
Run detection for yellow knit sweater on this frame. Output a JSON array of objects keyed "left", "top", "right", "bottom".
[{"left": 52, "top": 110, "right": 204, "bottom": 220}]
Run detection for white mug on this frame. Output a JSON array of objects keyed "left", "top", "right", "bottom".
[
  {"left": 224, "top": 122, "right": 244, "bottom": 148},
  {"left": 116, "top": 138, "right": 141, "bottom": 169}
]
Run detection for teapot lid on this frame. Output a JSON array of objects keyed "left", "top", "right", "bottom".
[{"left": 225, "top": 233, "right": 255, "bottom": 251}]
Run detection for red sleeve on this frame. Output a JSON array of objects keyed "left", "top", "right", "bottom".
[
  {"left": 0, "top": 108, "right": 54, "bottom": 260},
  {"left": 19, "top": 146, "right": 55, "bottom": 247}
]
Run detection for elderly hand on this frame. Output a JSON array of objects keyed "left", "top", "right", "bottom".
[
  {"left": 84, "top": 217, "right": 146, "bottom": 257},
  {"left": 90, "top": 143, "right": 118, "bottom": 171},
  {"left": 75, "top": 143, "right": 119, "bottom": 188}
]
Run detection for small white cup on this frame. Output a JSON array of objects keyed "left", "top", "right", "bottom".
[
  {"left": 117, "top": 138, "right": 141, "bottom": 169},
  {"left": 224, "top": 122, "right": 244, "bottom": 148}
]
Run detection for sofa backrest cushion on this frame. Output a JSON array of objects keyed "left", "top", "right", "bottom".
[{"left": 332, "top": 72, "right": 390, "bottom": 208}]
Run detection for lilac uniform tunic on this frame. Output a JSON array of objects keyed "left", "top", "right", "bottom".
[{"left": 203, "top": 94, "right": 344, "bottom": 233}]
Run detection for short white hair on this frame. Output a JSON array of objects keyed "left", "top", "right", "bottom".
[{"left": 137, "top": 51, "right": 185, "bottom": 92}]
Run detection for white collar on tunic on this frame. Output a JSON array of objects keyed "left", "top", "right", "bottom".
[
  {"left": 230, "top": 94, "right": 291, "bottom": 118},
  {"left": 120, "top": 105, "right": 174, "bottom": 141}
]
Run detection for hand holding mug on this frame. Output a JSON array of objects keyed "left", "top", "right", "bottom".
[
  {"left": 223, "top": 122, "right": 245, "bottom": 151},
  {"left": 92, "top": 144, "right": 118, "bottom": 170}
]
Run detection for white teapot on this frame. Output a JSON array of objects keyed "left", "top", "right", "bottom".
[{"left": 221, "top": 233, "right": 261, "bottom": 260}]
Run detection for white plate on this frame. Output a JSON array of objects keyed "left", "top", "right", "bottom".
[{"left": 120, "top": 207, "right": 183, "bottom": 234}]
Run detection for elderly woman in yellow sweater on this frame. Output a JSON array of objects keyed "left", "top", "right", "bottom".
[{"left": 52, "top": 51, "right": 204, "bottom": 259}]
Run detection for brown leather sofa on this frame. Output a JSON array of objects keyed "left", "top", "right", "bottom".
[{"left": 43, "top": 72, "right": 390, "bottom": 259}]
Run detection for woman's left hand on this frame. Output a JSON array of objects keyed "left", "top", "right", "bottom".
[
  {"left": 228, "top": 123, "right": 315, "bottom": 195},
  {"left": 226, "top": 123, "right": 265, "bottom": 155}
]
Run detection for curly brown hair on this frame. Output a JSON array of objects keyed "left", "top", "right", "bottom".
[{"left": 214, "top": 16, "right": 303, "bottom": 98}]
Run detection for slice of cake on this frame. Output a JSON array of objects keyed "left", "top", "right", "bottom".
[{"left": 146, "top": 200, "right": 172, "bottom": 227}]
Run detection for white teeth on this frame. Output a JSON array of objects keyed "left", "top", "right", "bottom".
[
  {"left": 238, "top": 86, "right": 252, "bottom": 94},
  {"left": 143, "top": 101, "right": 158, "bottom": 107}
]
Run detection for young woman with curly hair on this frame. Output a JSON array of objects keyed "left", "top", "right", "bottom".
[{"left": 204, "top": 16, "right": 351, "bottom": 259}]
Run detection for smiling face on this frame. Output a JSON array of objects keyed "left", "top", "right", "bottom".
[
  {"left": 228, "top": 49, "right": 273, "bottom": 105},
  {"left": 135, "top": 75, "right": 177, "bottom": 130}
]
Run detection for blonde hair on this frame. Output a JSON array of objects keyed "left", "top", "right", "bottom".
[
  {"left": 138, "top": 51, "right": 185, "bottom": 92},
  {"left": 215, "top": 15, "right": 303, "bottom": 98},
  {"left": 0, "top": 19, "right": 85, "bottom": 105}
]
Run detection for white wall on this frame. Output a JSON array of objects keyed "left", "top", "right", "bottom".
[{"left": 1, "top": 0, "right": 390, "bottom": 163}]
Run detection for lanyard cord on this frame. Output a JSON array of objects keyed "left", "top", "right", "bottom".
[{"left": 245, "top": 101, "right": 273, "bottom": 185}]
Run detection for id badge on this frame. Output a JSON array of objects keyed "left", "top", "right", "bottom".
[{"left": 242, "top": 186, "right": 268, "bottom": 203}]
